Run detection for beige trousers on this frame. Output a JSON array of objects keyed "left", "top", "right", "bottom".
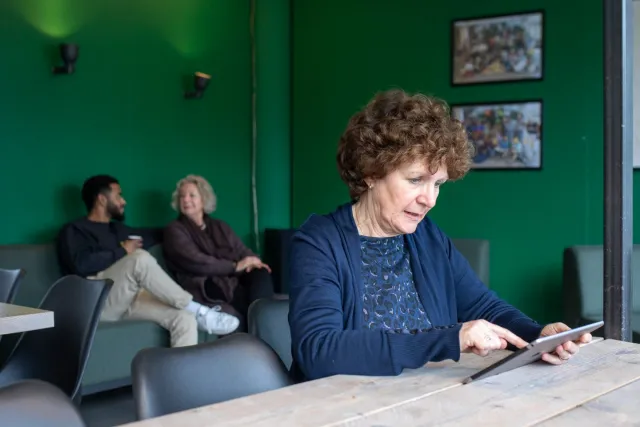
[{"left": 93, "top": 249, "right": 198, "bottom": 347}]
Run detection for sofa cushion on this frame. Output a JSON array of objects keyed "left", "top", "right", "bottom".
[
  {"left": 146, "top": 245, "right": 166, "bottom": 271},
  {"left": 82, "top": 320, "right": 169, "bottom": 393}
]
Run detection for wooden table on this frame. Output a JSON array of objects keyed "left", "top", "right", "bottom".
[
  {"left": 120, "top": 339, "right": 640, "bottom": 427},
  {"left": 0, "top": 302, "right": 54, "bottom": 335}
]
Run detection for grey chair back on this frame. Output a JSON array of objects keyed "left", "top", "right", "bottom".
[
  {"left": 248, "top": 296, "right": 292, "bottom": 369},
  {"left": 0, "top": 379, "right": 86, "bottom": 426},
  {"left": 0, "top": 275, "right": 112, "bottom": 403},
  {"left": 451, "top": 239, "right": 490, "bottom": 286},
  {"left": 0, "top": 268, "right": 24, "bottom": 304},
  {"left": 563, "top": 245, "right": 640, "bottom": 337},
  {"left": 132, "top": 333, "right": 292, "bottom": 420},
  {"left": 0, "top": 269, "right": 25, "bottom": 369}
]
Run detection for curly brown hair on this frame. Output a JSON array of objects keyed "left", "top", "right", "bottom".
[{"left": 336, "top": 89, "right": 473, "bottom": 200}]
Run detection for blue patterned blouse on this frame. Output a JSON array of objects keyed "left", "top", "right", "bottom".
[{"left": 360, "top": 235, "right": 432, "bottom": 334}]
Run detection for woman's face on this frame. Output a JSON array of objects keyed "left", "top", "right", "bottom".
[
  {"left": 178, "top": 182, "right": 204, "bottom": 218},
  {"left": 367, "top": 161, "right": 448, "bottom": 235}
]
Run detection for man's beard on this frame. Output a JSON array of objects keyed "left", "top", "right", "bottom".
[{"left": 107, "top": 202, "right": 125, "bottom": 222}]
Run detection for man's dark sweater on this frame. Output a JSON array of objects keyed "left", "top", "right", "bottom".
[{"left": 57, "top": 217, "right": 161, "bottom": 277}]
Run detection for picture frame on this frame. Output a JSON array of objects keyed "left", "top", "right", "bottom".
[
  {"left": 451, "top": 100, "right": 543, "bottom": 170},
  {"left": 451, "top": 10, "right": 544, "bottom": 86}
]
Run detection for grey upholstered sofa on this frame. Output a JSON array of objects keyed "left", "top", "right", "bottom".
[{"left": 0, "top": 244, "right": 215, "bottom": 395}]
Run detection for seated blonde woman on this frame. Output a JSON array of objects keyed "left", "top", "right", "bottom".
[{"left": 163, "top": 175, "right": 274, "bottom": 331}]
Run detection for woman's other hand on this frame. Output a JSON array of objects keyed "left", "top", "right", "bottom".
[
  {"left": 459, "top": 320, "right": 528, "bottom": 356},
  {"left": 538, "top": 322, "right": 591, "bottom": 365},
  {"left": 236, "top": 256, "right": 271, "bottom": 273}
]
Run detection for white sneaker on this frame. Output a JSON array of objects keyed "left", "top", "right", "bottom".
[{"left": 195, "top": 306, "right": 239, "bottom": 335}]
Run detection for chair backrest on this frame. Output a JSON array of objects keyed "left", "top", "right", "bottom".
[
  {"left": 563, "top": 245, "right": 640, "bottom": 326},
  {"left": 248, "top": 297, "right": 292, "bottom": 369},
  {"left": 132, "top": 333, "right": 292, "bottom": 420},
  {"left": 0, "top": 269, "right": 26, "bottom": 369},
  {"left": 451, "top": 239, "right": 490, "bottom": 286},
  {"left": 0, "top": 379, "right": 86, "bottom": 427},
  {"left": 0, "top": 275, "right": 112, "bottom": 401},
  {"left": 0, "top": 268, "right": 24, "bottom": 304}
]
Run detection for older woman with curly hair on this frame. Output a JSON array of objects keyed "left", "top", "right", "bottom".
[
  {"left": 288, "top": 89, "right": 591, "bottom": 382},
  {"left": 163, "top": 175, "right": 274, "bottom": 331}
]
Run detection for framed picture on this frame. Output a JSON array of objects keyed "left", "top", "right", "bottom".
[
  {"left": 451, "top": 100, "right": 543, "bottom": 170},
  {"left": 451, "top": 11, "right": 544, "bottom": 86}
]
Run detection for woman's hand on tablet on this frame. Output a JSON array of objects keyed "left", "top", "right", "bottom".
[
  {"left": 539, "top": 322, "right": 592, "bottom": 365},
  {"left": 459, "top": 320, "right": 528, "bottom": 356}
]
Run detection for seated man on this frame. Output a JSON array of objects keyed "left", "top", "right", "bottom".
[{"left": 57, "top": 175, "right": 239, "bottom": 347}]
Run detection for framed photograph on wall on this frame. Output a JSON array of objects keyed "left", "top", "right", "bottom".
[
  {"left": 451, "top": 11, "right": 544, "bottom": 86},
  {"left": 451, "top": 100, "right": 543, "bottom": 170}
]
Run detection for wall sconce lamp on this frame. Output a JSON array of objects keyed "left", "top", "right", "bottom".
[
  {"left": 52, "top": 43, "right": 79, "bottom": 74},
  {"left": 184, "top": 72, "right": 211, "bottom": 99}
]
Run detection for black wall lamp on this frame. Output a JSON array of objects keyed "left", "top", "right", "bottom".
[
  {"left": 184, "top": 72, "right": 211, "bottom": 99},
  {"left": 52, "top": 43, "right": 79, "bottom": 74}
]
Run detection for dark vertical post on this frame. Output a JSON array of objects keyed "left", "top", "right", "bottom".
[{"left": 603, "top": 0, "right": 633, "bottom": 341}]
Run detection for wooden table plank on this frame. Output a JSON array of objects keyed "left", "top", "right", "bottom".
[
  {"left": 341, "top": 339, "right": 640, "bottom": 427},
  {"left": 0, "top": 302, "right": 54, "bottom": 335},
  {"left": 535, "top": 377, "right": 640, "bottom": 426},
  {"left": 119, "top": 350, "right": 515, "bottom": 427},
  {"left": 118, "top": 339, "right": 604, "bottom": 427}
]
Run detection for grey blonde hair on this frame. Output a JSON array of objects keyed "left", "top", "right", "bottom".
[{"left": 171, "top": 174, "right": 217, "bottom": 214}]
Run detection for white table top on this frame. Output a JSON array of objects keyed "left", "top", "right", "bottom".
[{"left": 0, "top": 302, "right": 54, "bottom": 335}]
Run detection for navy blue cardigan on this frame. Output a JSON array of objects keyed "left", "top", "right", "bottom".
[{"left": 288, "top": 203, "right": 543, "bottom": 382}]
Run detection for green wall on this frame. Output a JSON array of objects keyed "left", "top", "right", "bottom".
[
  {"left": 2, "top": 0, "right": 632, "bottom": 324},
  {"left": 0, "top": 0, "right": 263, "bottom": 246},
  {"left": 255, "top": 0, "right": 292, "bottom": 249},
  {"left": 292, "top": 0, "right": 612, "bottom": 323}
]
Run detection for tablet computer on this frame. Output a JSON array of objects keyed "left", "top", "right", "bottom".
[{"left": 462, "top": 320, "right": 604, "bottom": 384}]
